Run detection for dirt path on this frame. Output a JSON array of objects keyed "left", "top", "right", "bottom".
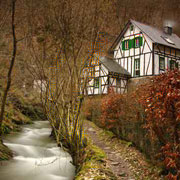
[{"left": 84, "top": 120, "right": 163, "bottom": 180}]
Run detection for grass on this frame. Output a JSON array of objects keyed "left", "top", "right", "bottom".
[
  {"left": 75, "top": 137, "right": 117, "bottom": 180},
  {"left": 87, "top": 120, "right": 163, "bottom": 180}
]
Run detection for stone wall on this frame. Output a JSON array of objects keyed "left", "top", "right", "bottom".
[{"left": 127, "top": 76, "right": 153, "bottom": 93}]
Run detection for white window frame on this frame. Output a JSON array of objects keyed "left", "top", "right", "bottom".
[{"left": 134, "top": 58, "right": 140, "bottom": 77}]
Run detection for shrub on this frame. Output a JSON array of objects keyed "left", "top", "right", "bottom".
[
  {"left": 82, "top": 70, "right": 180, "bottom": 179},
  {"left": 100, "top": 90, "right": 124, "bottom": 129},
  {"left": 82, "top": 96, "right": 102, "bottom": 125},
  {"left": 138, "top": 69, "right": 180, "bottom": 179},
  {"left": 99, "top": 88, "right": 158, "bottom": 159}
]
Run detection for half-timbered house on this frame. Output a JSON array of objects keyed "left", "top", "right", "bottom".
[
  {"left": 83, "top": 54, "right": 131, "bottom": 95},
  {"left": 84, "top": 20, "right": 180, "bottom": 95}
]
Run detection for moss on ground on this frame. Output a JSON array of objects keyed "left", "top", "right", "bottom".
[
  {"left": 75, "top": 138, "right": 117, "bottom": 180},
  {"left": 0, "top": 89, "right": 46, "bottom": 134},
  {"left": 86, "top": 120, "right": 163, "bottom": 180},
  {"left": 0, "top": 89, "right": 46, "bottom": 161},
  {"left": 0, "top": 142, "right": 13, "bottom": 161},
  {"left": 7, "top": 90, "right": 46, "bottom": 121}
]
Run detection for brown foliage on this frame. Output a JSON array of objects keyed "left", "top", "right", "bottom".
[
  {"left": 83, "top": 70, "right": 180, "bottom": 179},
  {"left": 138, "top": 70, "right": 180, "bottom": 179}
]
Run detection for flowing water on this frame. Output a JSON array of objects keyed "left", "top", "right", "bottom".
[{"left": 0, "top": 121, "right": 75, "bottom": 180}]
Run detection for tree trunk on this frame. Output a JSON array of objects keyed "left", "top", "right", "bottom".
[{"left": 0, "top": 0, "right": 17, "bottom": 142}]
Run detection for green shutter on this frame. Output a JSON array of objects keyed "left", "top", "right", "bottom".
[
  {"left": 130, "top": 39, "right": 135, "bottom": 49},
  {"left": 128, "top": 39, "right": 136, "bottom": 49},
  {"left": 129, "top": 39, "right": 132, "bottom": 49},
  {"left": 139, "top": 37, "right": 143, "bottom": 46},
  {"left": 132, "top": 39, "right": 135, "bottom": 48},
  {"left": 122, "top": 41, "right": 125, "bottom": 50}
]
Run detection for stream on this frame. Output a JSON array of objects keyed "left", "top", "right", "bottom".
[{"left": 0, "top": 121, "right": 75, "bottom": 180}]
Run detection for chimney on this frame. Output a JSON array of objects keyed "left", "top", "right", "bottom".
[{"left": 164, "top": 26, "right": 172, "bottom": 35}]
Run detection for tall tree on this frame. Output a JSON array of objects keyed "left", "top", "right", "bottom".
[
  {"left": 0, "top": 0, "right": 17, "bottom": 142},
  {"left": 23, "top": 0, "right": 115, "bottom": 166}
]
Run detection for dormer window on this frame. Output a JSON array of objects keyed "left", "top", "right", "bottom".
[{"left": 161, "top": 36, "right": 175, "bottom": 45}]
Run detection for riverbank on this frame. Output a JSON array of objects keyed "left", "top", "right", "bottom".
[
  {"left": 0, "top": 121, "right": 75, "bottom": 180},
  {"left": 0, "top": 89, "right": 45, "bottom": 161},
  {"left": 0, "top": 142, "right": 13, "bottom": 161}
]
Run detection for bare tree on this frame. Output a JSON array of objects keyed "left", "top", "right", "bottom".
[
  {"left": 0, "top": 0, "right": 17, "bottom": 142},
  {"left": 23, "top": 0, "right": 112, "bottom": 166}
]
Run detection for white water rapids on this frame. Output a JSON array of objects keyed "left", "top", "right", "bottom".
[{"left": 0, "top": 121, "right": 75, "bottom": 180}]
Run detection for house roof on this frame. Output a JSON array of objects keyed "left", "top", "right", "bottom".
[
  {"left": 131, "top": 20, "right": 180, "bottom": 49},
  {"left": 95, "top": 54, "right": 131, "bottom": 77},
  {"left": 110, "top": 20, "right": 180, "bottom": 51}
]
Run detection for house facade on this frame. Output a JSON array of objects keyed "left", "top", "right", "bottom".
[
  {"left": 83, "top": 54, "right": 130, "bottom": 95},
  {"left": 84, "top": 20, "right": 180, "bottom": 95}
]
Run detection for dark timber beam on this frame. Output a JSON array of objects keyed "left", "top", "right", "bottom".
[{"left": 152, "top": 43, "right": 155, "bottom": 75}]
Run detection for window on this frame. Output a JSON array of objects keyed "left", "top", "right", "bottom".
[
  {"left": 135, "top": 38, "right": 140, "bottom": 48},
  {"left": 122, "top": 40, "right": 129, "bottom": 50},
  {"left": 91, "top": 56, "right": 98, "bottom": 65},
  {"left": 159, "top": 57, "right": 165, "bottom": 71},
  {"left": 94, "top": 77, "right": 99, "bottom": 88},
  {"left": 116, "top": 78, "right": 121, "bottom": 87},
  {"left": 122, "top": 37, "right": 143, "bottom": 50},
  {"left": 170, "top": 60, "right": 178, "bottom": 70},
  {"left": 88, "top": 67, "right": 94, "bottom": 78},
  {"left": 134, "top": 36, "right": 143, "bottom": 48},
  {"left": 125, "top": 40, "right": 129, "bottom": 50},
  {"left": 134, "top": 58, "right": 140, "bottom": 76},
  {"left": 130, "top": 25, "right": 134, "bottom": 31}
]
